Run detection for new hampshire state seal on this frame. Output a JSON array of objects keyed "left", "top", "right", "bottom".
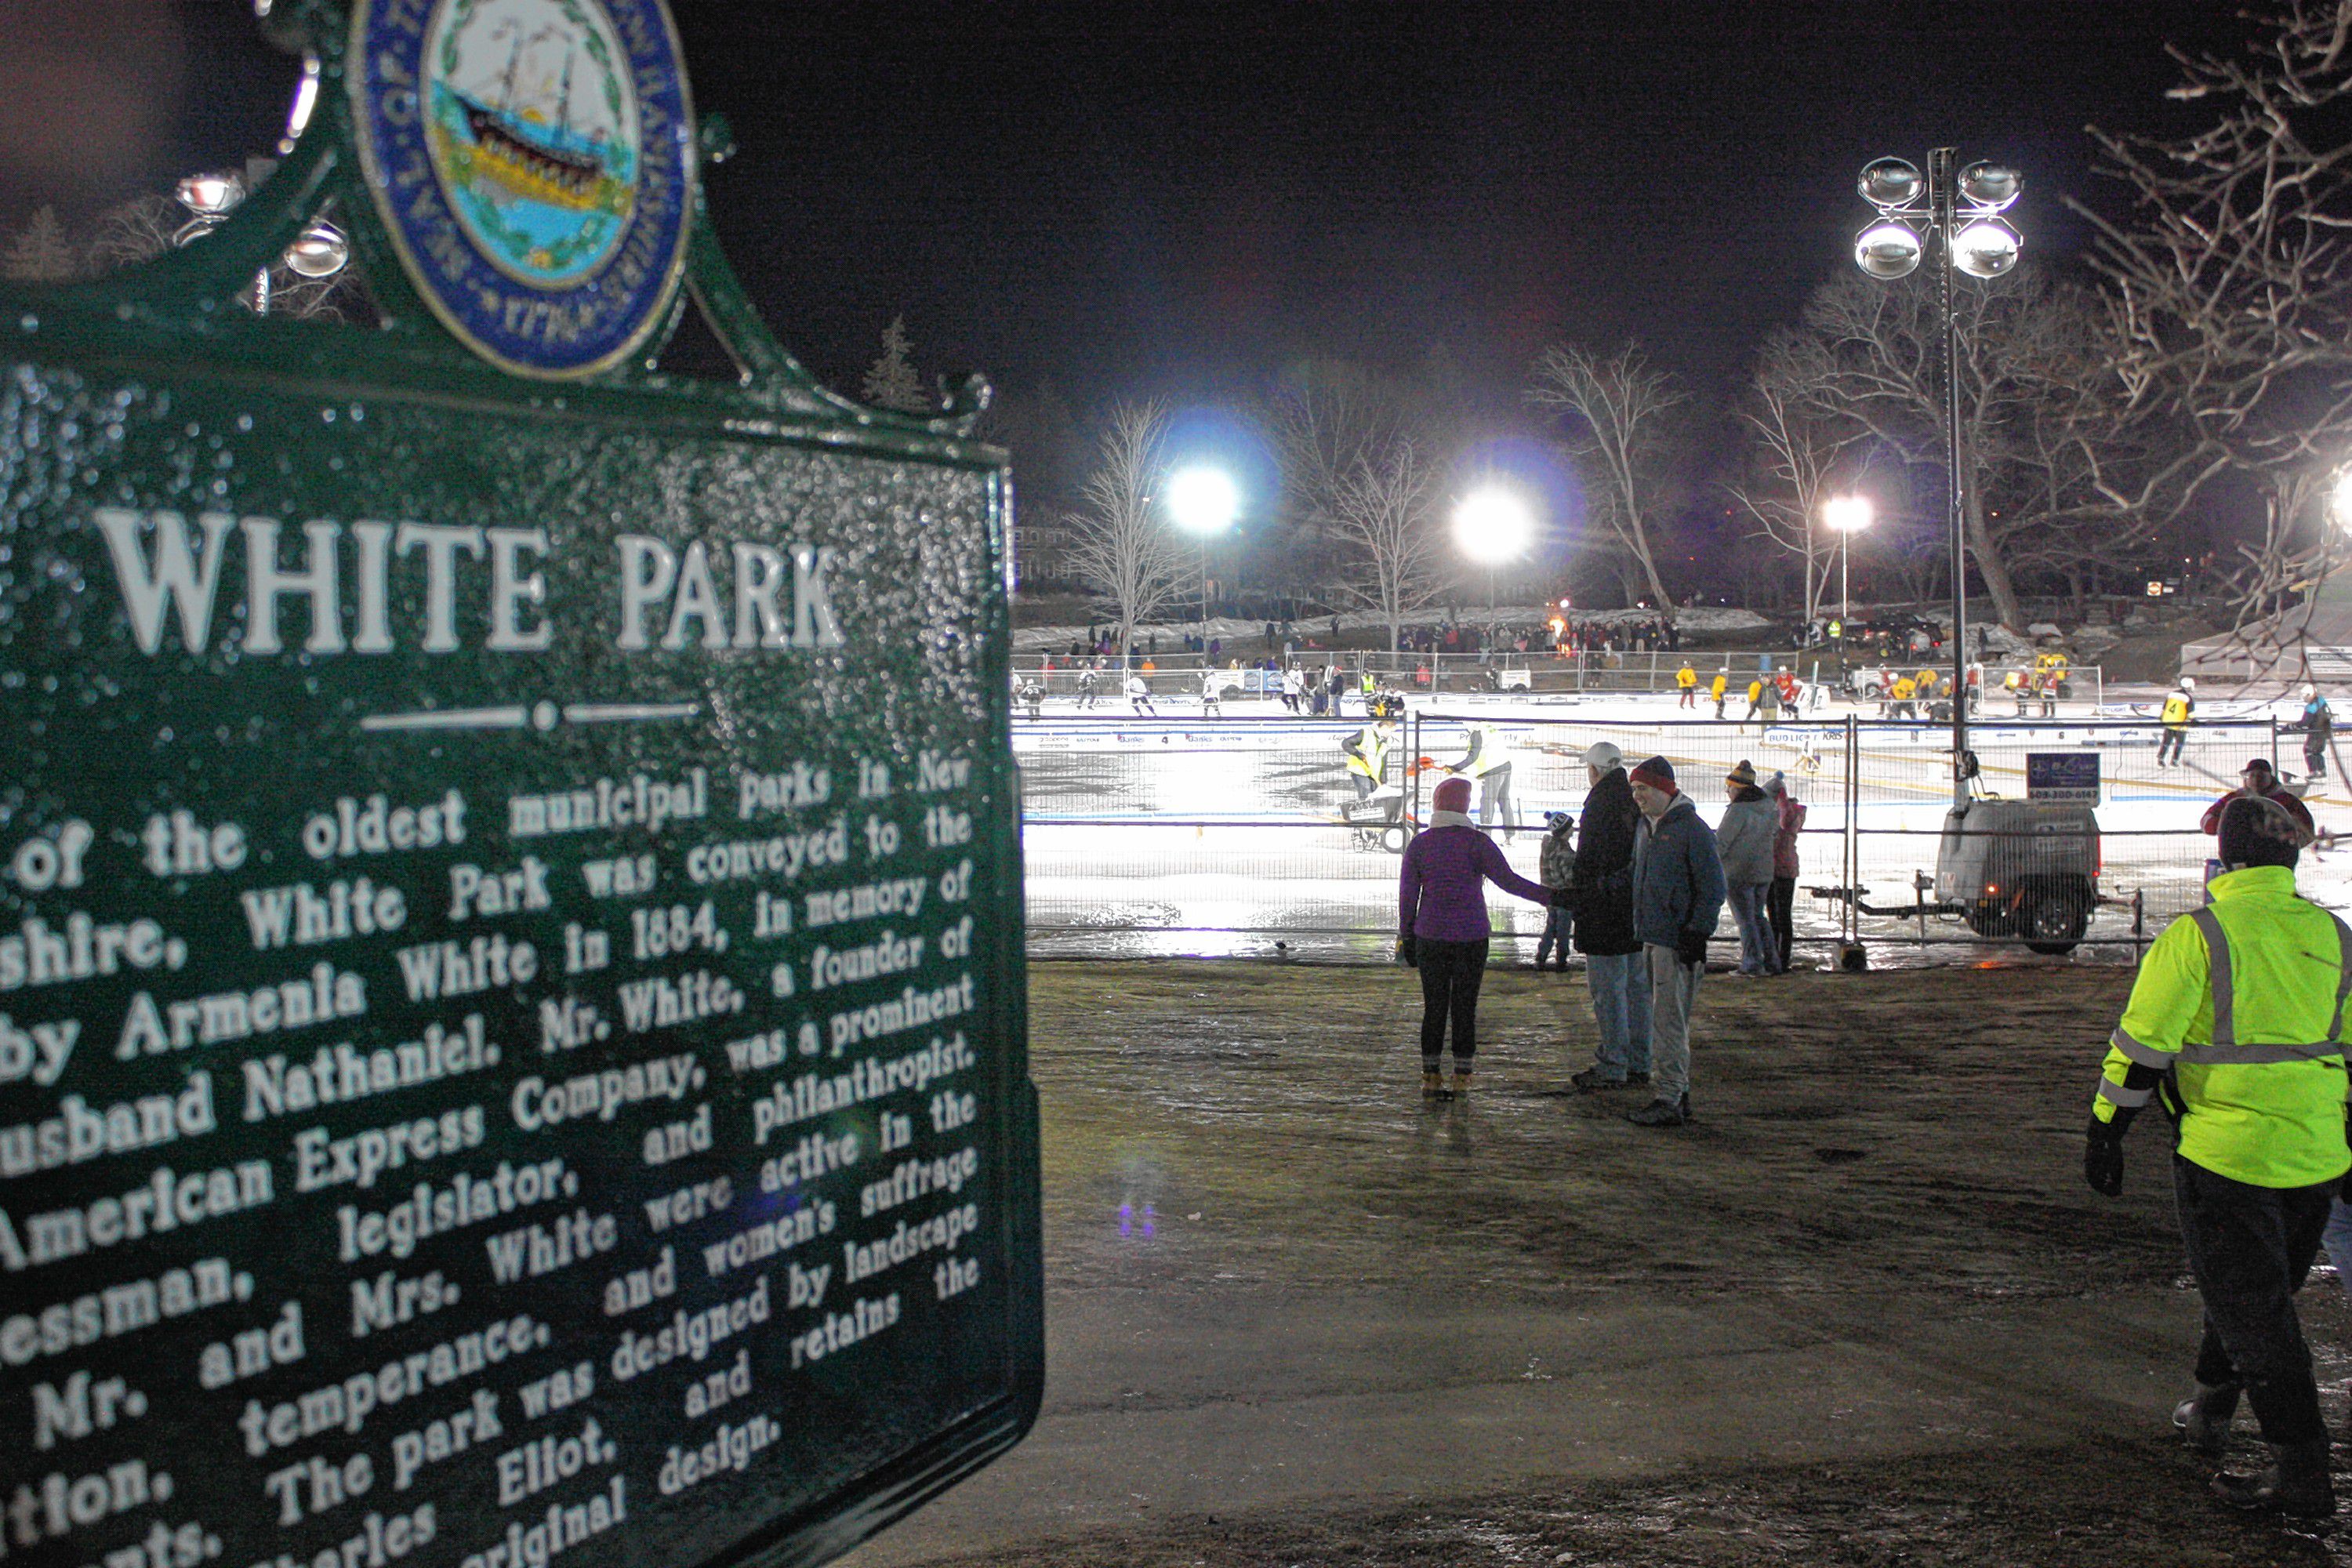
[{"left": 350, "top": 0, "right": 695, "bottom": 378}]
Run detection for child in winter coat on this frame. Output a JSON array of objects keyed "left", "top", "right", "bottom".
[{"left": 1534, "top": 810, "right": 1577, "bottom": 971}]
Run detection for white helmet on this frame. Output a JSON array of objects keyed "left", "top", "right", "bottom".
[
  {"left": 2180, "top": 676, "right": 2197, "bottom": 691},
  {"left": 2305, "top": 684, "right": 2318, "bottom": 700}
]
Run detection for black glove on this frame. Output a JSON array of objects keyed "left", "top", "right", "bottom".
[
  {"left": 1548, "top": 885, "right": 1576, "bottom": 910},
  {"left": 2084, "top": 1115, "right": 2125, "bottom": 1197},
  {"left": 1396, "top": 935, "right": 1417, "bottom": 968},
  {"left": 1675, "top": 929, "right": 1708, "bottom": 968}
]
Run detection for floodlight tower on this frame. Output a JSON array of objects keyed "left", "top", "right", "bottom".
[
  {"left": 1822, "top": 493, "right": 1875, "bottom": 626},
  {"left": 1853, "top": 150, "right": 2021, "bottom": 800},
  {"left": 1454, "top": 485, "right": 1536, "bottom": 610},
  {"left": 1167, "top": 466, "right": 1240, "bottom": 629}
]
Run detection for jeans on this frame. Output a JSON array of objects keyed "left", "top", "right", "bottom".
[
  {"left": 1534, "top": 906, "right": 1573, "bottom": 967},
  {"left": 1476, "top": 764, "right": 1516, "bottom": 833},
  {"left": 1644, "top": 942, "right": 1703, "bottom": 1102},
  {"left": 1582, "top": 950, "right": 1652, "bottom": 1081},
  {"left": 2175, "top": 1156, "right": 2334, "bottom": 1445},
  {"left": 1417, "top": 938, "right": 1488, "bottom": 1066},
  {"left": 1726, "top": 882, "right": 1773, "bottom": 974}
]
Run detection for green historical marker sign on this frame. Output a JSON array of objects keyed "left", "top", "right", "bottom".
[{"left": 0, "top": 4, "right": 1040, "bottom": 1568}]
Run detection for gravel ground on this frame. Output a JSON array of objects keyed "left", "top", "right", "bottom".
[{"left": 845, "top": 957, "right": 2352, "bottom": 1567}]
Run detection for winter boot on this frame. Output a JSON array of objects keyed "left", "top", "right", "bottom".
[
  {"left": 2212, "top": 1438, "right": 2336, "bottom": 1519},
  {"left": 1625, "top": 1096, "right": 1687, "bottom": 1128},
  {"left": 1450, "top": 1068, "right": 1473, "bottom": 1098},
  {"left": 1570, "top": 1066, "right": 1624, "bottom": 1093},
  {"left": 2173, "top": 1382, "right": 2241, "bottom": 1457},
  {"left": 1421, "top": 1069, "right": 1446, "bottom": 1100}
]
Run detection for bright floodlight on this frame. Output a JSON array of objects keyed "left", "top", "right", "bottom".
[
  {"left": 2333, "top": 467, "right": 2352, "bottom": 529},
  {"left": 285, "top": 221, "right": 350, "bottom": 279},
  {"left": 1953, "top": 216, "right": 2023, "bottom": 279},
  {"left": 176, "top": 172, "right": 245, "bottom": 216},
  {"left": 1822, "top": 495, "right": 1875, "bottom": 533},
  {"left": 1858, "top": 158, "right": 1923, "bottom": 209},
  {"left": 1166, "top": 466, "right": 1240, "bottom": 535},
  {"left": 1855, "top": 219, "right": 1923, "bottom": 280},
  {"left": 1453, "top": 486, "right": 1535, "bottom": 564},
  {"left": 1959, "top": 162, "right": 2021, "bottom": 209}
]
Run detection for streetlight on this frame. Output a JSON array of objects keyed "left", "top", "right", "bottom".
[
  {"left": 1453, "top": 485, "right": 1536, "bottom": 610},
  {"left": 1166, "top": 466, "right": 1240, "bottom": 630},
  {"left": 1822, "top": 493, "right": 1875, "bottom": 624},
  {"left": 1853, "top": 149, "right": 2021, "bottom": 800}
]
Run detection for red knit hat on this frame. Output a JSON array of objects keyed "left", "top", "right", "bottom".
[
  {"left": 1629, "top": 756, "right": 1677, "bottom": 793},
  {"left": 1432, "top": 776, "right": 1473, "bottom": 814}
]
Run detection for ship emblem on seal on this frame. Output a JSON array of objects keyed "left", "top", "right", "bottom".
[{"left": 352, "top": 0, "right": 695, "bottom": 377}]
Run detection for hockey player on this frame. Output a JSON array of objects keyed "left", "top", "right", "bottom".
[{"left": 2158, "top": 677, "right": 2196, "bottom": 767}]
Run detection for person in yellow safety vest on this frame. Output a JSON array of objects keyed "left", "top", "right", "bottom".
[
  {"left": 1447, "top": 721, "right": 1518, "bottom": 836},
  {"left": 1676, "top": 662, "right": 1698, "bottom": 710},
  {"left": 1341, "top": 714, "right": 1395, "bottom": 802},
  {"left": 1889, "top": 674, "right": 1916, "bottom": 720},
  {"left": 1709, "top": 670, "right": 1730, "bottom": 720},
  {"left": 2085, "top": 797, "right": 2352, "bottom": 1518},
  {"left": 2158, "top": 676, "right": 2198, "bottom": 768}
]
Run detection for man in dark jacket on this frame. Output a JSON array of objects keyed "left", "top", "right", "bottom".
[
  {"left": 1626, "top": 756, "right": 1726, "bottom": 1127},
  {"left": 1568, "top": 741, "right": 1651, "bottom": 1091}
]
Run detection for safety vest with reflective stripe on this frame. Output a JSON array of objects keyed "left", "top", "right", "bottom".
[
  {"left": 2093, "top": 864, "right": 2352, "bottom": 1188},
  {"left": 1345, "top": 724, "right": 1391, "bottom": 781},
  {"left": 1454, "top": 724, "right": 1509, "bottom": 779}
]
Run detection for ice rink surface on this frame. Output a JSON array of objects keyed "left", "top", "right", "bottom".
[{"left": 1014, "top": 684, "right": 2351, "bottom": 966}]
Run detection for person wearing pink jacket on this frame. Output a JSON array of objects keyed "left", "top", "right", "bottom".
[
  {"left": 1398, "top": 775, "right": 1556, "bottom": 1099},
  {"left": 1765, "top": 771, "right": 1806, "bottom": 975}
]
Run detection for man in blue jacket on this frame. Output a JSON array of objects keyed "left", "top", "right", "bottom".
[{"left": 1625, "top": 756, "right": 1726, "bottom": 1127}]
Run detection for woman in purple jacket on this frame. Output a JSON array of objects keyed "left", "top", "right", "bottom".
[{"left": 1399, "top": 775, "right": 1556, "bottom": 1099}]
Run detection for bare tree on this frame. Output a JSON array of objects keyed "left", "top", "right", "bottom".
[
  {"left": 1727, "top": 330, "right": 1867, "bottom": 624},
  {"left": 1268, "top": 362, "right": 1454, "bottom": 644},
  {"left": 2071, "top": 0, "right": 2352, "bottom": 652},
  {"left": 1526, "top": 343, "right": 1685, "bottom": 612},
  {"left": 1064, "top": 401, "right": 1185, "bottom": 653},
  {"left": 1755, "top": 267, "right": 2198, "bottom": 632},
  {"left": 86, "top": 193, "right": 180, "bottom": 272},
  {"left": 1323, "top": 441, "right": 1451, "bottom": 648}
]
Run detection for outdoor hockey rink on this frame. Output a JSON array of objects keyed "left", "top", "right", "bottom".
[{"left": 1015, "top": 687, "right": 2349, "bottom": 964}]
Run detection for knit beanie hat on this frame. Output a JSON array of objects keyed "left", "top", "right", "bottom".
[
  {"left": 1726, "top": 760, "right": 1758, "bottom": 788},
  {"left": 1629, "top": 756, "right": 1677, "bottom": 793},
  {"left": 2217, "top": 795, "right": 2301, "bottom": 869},
  {"left": 1432, "top": 776, "right": 1473, "bottom": 814},
  {"left": 1764, "top": 770, "right": 1787, "bottom": 798}
]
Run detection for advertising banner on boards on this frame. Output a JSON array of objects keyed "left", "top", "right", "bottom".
[{"left": 0, "top": 5, "right": 1042, "bottom": 1568}]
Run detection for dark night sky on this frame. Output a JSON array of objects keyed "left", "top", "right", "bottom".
[
  {"left": 0, "top": 2, "right": 2254, "bottom": 416},
  {"left": 673, "top": 1, "right": 2245, "bottom": 411}
]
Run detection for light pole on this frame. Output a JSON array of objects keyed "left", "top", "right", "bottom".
[
  {"left": 1853, "top": 149, "right": 2020, "bottom": 802},
  {"left": 1453, "top": 485, "right": 1536, "bottom": 612},
  {"left": 1166, "top": 466, "right": 1240, "bottom": 633},
  {"left": 1822, "top": 494, "right": 1875, "bottom": 625}
]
